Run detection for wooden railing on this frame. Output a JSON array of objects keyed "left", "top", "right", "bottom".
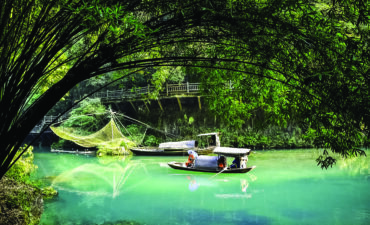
[
  {"left": 30, "top": 115, "right": 65, "bottom": 134},
  {"left": 93, "top": 82, "right": 201, "bottom": 100},
  {"left": 31, "top": 82, "right": 233, "bottom": 133}
]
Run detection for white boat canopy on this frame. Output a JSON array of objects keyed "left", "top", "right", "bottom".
[
  {"left": 158, "top": 140, "right": 195, "bottom": 149},
  {"left": 213, "top": 147, "right": 251, "bottom": 156}
]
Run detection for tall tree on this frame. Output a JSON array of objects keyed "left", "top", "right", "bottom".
[
  {"left": 0, "top": 0, "right": 368, "bottom": 179},
  {"left": 191, "top": 0, "right": 369, "bottom": 168},
  {"left": 0, "top": 0, "right": 242, "bottom": 179}
]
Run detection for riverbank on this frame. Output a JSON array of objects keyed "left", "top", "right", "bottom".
[
  {"left": 0, "top": 176, "right": 43, "bottom": 225},
  {"left": 0, "top": 145, "right": 58, "bottom": 224}
]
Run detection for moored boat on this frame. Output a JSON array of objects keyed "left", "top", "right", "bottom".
[
  {"left": 51, "top": 148, "right": 96, "bottom": 155},
  {"left": 130, "top": 133, "right": 219, "bottom": 156},
  {"left": 167, "top": 147, "right": 256, "bottom": 173},
  {"left": 130, "top": 147, "right": 188, "bottom": 156}
]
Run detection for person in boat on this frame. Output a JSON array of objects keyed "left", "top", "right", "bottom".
[
  {"left": 240, "top": 156, "right": 248, "bottom": 169},
  {"left": 230, "top": 156, "right": 241, "bottom": 168},
  {"left": 217, "top": 155, "right": 226, "bottom": 169},
  {"left": 186, "top": 150, "right": 198, "bottom": 167}
]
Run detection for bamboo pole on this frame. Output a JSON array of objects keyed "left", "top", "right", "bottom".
[
  {"left": 176, "top": 96, "right": 182, "bottom": 111},
  {"left": 198, "top": 96, "right": 202, "bottom": 110}
]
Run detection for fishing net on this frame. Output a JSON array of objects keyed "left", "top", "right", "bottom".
[{"left": 51, "top": 118, "right": 135, "bottom": 149}]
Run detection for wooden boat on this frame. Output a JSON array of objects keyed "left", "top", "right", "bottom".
[
  {"left": 130, "top": 146, "right": 215, "bottom": 156},
  {"left": 130, "top": 147, "right": 189, "bottom": 156},
  {"left": 51, "top": 149, "right": 96, "bottom": 155},
  {"left": 168, "top": 147, "right": 256, "bottom": 173},
  {"left": 130, "top": 133, "right": 219, "bottom": 156},
  {"left": 168, "top": 162, "right": 256, "bottom": 173}
]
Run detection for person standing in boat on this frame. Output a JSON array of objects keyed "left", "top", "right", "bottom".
[
  {"left": 240, "top": 156, "right": 248, "bottom": 168},
  {"left": 186, "top": 150, "right": 198, "bottom": 167}
]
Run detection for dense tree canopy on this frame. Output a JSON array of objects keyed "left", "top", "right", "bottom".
[{"left": 0, "top": 0, "right": 369, "bottom": 179}]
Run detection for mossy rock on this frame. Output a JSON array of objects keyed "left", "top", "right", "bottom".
[
  {"left": 0, "top": 177, "right": 43, "bottom": 225},
  {"left": 41, "top": 186, "right": 58, "bottom": 200},
  {"left": 97, "top": 146, "right": 132, "bottom": 156}
]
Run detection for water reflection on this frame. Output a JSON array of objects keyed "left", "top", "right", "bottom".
[
  {"left": 214, "top": 174, "right": 257, "bottom": 199},
  {"left": 186, "top": 176, "right": 199, "bottom": 191},
  {"left": 175, "top": 170, "right": 259, "bottom": 200},
  {"left": 51, "top": 155, "right": 147, "bottom": 198},
  {"left": 241, "top": 179, "right": 248, "bottom": 192},
  {"left": 337, "top": 154, "right": 369, "bottom": 177}
]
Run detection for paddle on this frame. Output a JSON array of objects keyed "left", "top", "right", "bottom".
[{"left": 209, "top": 167, "right": 228, "bottom": 179}]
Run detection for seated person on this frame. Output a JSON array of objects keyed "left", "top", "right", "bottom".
[
  {"left": 230, "top": 156, "right": 241, "bottom": 168},
  {"left": 186, "top": 150, "right": 198, "bottom": 167},
  {"left": 217, "top": 156, "right": 226, "bottom": 169}
]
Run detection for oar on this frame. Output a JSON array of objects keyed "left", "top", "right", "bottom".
[{"left": 209, "top": 167, "right": 228, "bottom": 179}]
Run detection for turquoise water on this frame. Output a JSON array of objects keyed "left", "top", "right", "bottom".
[{"left": 32, "top": 148, "right": 370, "bottom": 225}]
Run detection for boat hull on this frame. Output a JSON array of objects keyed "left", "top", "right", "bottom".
[
  {"left": 51, "top": 149, "right": 96, "bottom": 155},
  {"left": 167, "top": 162, "right": 256, "bottom": 173},
  {"left": 130, "top": 148, "right": 187, "bottom": 156},
  {"left": 130, "top": 147, "right": 214, "bottom": 156}
]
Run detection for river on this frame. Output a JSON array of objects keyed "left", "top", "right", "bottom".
[{"left": 31, "top": 147, "right": 369, "bottom": 225}]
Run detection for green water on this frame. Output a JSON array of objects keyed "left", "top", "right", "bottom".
[{"left": 32, "top": 148, "right": 370, "bottom": 225}]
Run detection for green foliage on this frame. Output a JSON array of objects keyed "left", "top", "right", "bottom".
[
  {"left": 41, "top": 186, "right": 58, "bottom": 200},
  {"left": 216, "top": 127, "right": 314, "bottom": 150},
  {"left": 1, "top": 0, "right": 369, "bottom": 180},
  {"left": 124, "top": 124, "right": 146, "bottom": 144},
  {"left": 122, "top": 124, "right": 162, "bottom": 147},
  {"left": 5, "top": 146, "right": 37, "bottom": 184},
  {"left": 0, "top": 176, "right": 43, "bottom": 225},
  {"left": 143, "top": 135, "right": 160, "bottom": 146},
  {"left": 2, "top": 145, "right": 56, "bottom": 224},
  {"left": 62, "top": 98, "right": 107, "bottom": 134},
  {"left": 146, "top": 66, "right": 186, "bottom": 99},
  {"left": 156, "top": 109, "right": 312, "bottom": 150},
  {"left": 96, "top": 146, "right": 128, "bottom": 156},
  {"left": 182, "top": 0, "right": 370, "bottom": 167},
  {"left": 50, "top": 98, "right": 109, "bottom": 150},
  {"left": 188, "top": 116, "right": 194, "bottom": 125},
  {"left": 51, "top": 139, "right": 79, "bottom": 150}
]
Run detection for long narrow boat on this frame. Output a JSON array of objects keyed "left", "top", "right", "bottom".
[
  {"left": 130, "top": 148, "right": 189, "bottom": 156},
  {"left": 130, "top": 133, "right": 219, "bottom": 156},
  {"left": 51, "top": 149, "right": 96, "bottom": 155},
  {"left": 167, "top": 147, "right": 256, "bottom": 174},
  {"left": 168, "top": 162, "right": 256, "bottom": 173}
]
